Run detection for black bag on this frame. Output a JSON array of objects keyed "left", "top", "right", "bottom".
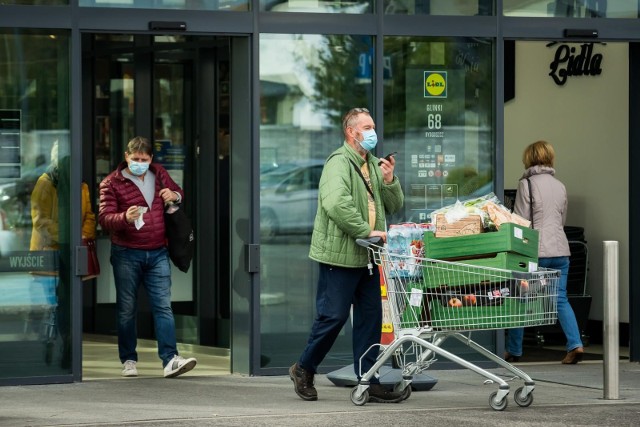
[
  {"left": 164, "top": 206, "right": 194, "bottom": 272},
  {"left": 159, "top": 177, "right": 195, "bottom": 273}
]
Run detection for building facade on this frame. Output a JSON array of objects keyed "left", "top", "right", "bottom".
[{"left": 1, "top": 0, "right": 638, "bottom": 385}]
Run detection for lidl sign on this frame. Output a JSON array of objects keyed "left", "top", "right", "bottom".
[{"left": 424, "top": 71, "right": 447, "bottom": 98}]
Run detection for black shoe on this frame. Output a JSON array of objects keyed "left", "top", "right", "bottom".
[
  {"left": 368, "top": 384, "right": 403, "bottom": 403},
  {"left": 504, "top": 352, "right": 521, "bottom": 363},
  {"left": 289, "top": 363, "right": 317, "bottom": 401}
]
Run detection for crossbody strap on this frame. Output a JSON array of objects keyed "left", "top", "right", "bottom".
[
  {"left": 526, "top": 177, "right": 534, "bottom": 229},
  {"left": 349, "top": 159, "right": 375, "bottom": 200}
]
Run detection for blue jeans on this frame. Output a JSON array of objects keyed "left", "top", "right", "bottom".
[
  {"left": 506, "top": 256, "right": 583, "bottom": 356},
  {"left": 299, "top": 263, "right": 382, "bottom": 383},
  {"left": 111, "top": 244, "right": 178, "bottom": 367}
]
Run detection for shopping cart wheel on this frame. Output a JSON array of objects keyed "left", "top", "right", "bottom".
[
  {"left": 514, "top": 386, "right": 534, "bottom": 407},
  {"left": 489, "top": 391, "right": 508, "bottom": 411},
  {"left": 401, "top": 386, "right": 412, "bottom": 401},
  {"left": 350, "top": 387, "right": 369, "bottom": 406},
  {"left": 393, "top": 383, "right": 412, "bottom": 400}
]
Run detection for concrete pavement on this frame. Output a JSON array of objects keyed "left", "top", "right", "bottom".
[{"left": 0, "top": 359, "right": 638, "bottom": 426}]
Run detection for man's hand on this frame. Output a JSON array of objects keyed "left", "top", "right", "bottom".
[
  {"left": 126, "top": 206, "right": 142, "bottom": 224},
  {"left": 159, "top": 188, "right": 179, "bottom": 204},
  {"left": 368, "top": 230, "right": 387, "bottom": 243},
  {"left": 378, "top": 155, "right": 395, "bottom": 184}
]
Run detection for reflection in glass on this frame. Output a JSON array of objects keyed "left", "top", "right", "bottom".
[
  {"left": 91, "top": 35, "right": 137, "bottom": 201},
  {"left": 382, "top": 36, "right": 497, "bottom": 356},
  {"left": 504, "top": 0, "right": 635, "bottom": 18},
  {"left": 259, "top": 34, "right": 373, "bottom": 369},
  {"left": 0, "top": 30, "right": 72, "bottom": 379},
  {"left": 385, "top": 0, "right": 493, "bottom": 15},
  {"left": 0, "top": 0, "right": 66, "bottom": 4},
  {"left": 79, "top": 0, "right": 248, "bottom": 11},
  {"left": 261, "top": 0, "right": 370, "bottom": 13},
  {"left": 383, "top": 37, "right": 494, "bottom": 225}
]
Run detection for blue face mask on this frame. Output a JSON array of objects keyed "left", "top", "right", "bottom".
[
  {"left": 128, "top": 161, "right": 150, "bottom": 176},
  {"left": 358, "top": 129, "right": 378, "bottom": 151}
]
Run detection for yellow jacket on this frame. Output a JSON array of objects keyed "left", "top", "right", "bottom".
[{"left": 30, "top": 173, "right": 96, "bottom": 251}]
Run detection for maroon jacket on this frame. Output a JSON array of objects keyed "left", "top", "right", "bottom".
[{"left": 98, "top": 161, "right": 184, "bottom": 250}]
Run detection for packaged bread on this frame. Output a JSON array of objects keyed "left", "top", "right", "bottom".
[{"left": 482, "top": 201, "right": 531, "bottom": 229}]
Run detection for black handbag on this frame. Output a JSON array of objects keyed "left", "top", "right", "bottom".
[{"left": 159, "top": 176, "right": 195, "bottom": 273}]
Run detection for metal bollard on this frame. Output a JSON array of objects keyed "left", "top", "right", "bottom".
[{"left": 603, "top": 241, "right": 619, "bottom": 400}]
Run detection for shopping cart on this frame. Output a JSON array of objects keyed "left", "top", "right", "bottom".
[{"left": 350, "top": 237, "right": 559, "bottom": 411}]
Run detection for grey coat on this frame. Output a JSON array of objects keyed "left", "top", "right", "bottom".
[{"left": 513, "top": 165, "right": 570, "bottom": 258}]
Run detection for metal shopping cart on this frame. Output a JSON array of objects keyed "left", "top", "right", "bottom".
[{"left": 350, "top": 238, "right": 559, "bottom": 410}]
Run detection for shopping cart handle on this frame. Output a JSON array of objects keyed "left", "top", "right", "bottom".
[{"left": 355, "top": 237, "right": 384, "bottom": 247}]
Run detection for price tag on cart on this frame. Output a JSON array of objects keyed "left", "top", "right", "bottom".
[{"left": 409, "top": 287, "right": 423, "bottom": 306}]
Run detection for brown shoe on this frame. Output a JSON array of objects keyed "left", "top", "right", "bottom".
[
  {"left": 561, "top": 347, "right": 584, "bottom": 364},
  {"left": 289, "top": 363, "right": 317, "bottom": 401}
]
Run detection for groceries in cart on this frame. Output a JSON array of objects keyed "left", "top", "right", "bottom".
[
  {"left": 386, "top": 223, "right": 433, "bottom": 278},
  {"left": 430, "top": 193, "right": 530, "bottom": 238}
]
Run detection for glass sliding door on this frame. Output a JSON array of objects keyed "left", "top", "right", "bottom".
[
  {"left": 86, "top": 34, "right": 232, "bottom": 351},
  {"left": 0, "top": 29, "right": 72, "bottom": 382}
]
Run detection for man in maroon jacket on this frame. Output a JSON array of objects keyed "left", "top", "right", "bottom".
[{"left": 99, "top": 136, "right": 197, "bottom": 378}]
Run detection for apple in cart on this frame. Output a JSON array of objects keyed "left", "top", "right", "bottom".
[
  {"left": 448, "top": 297, "right": 463, "bottom": 307},
  {"left": 520, "top": 280, "right": 529, "bottom": 292},
  {"left": 463, "top": 294, "right": 477, "bottom": 306}
]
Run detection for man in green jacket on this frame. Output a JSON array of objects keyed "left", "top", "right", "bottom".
[{"left": 290, "top": 108, "right": 404, "bottom": 403}]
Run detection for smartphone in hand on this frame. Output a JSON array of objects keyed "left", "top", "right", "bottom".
[{"left": 378, "top": 152, "right": 397, "bottom": 166}]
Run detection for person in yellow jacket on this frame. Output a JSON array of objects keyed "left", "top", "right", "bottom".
[
  {"left": 29, "top": 140, "right": 97, "bottom": 367},
  {"left": 30, "top": 142, "right": 96, "bottom": 251}
]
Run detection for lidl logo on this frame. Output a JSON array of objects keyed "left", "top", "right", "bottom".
[{"left": 424, "top": 71, "right": 447, "bottom": 98}]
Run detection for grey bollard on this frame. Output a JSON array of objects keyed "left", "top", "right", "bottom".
[{"left": 603, "top": 241, "right": 619, "bottom": 400}]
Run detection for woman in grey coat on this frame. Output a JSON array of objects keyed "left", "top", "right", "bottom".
[{"left": 505, "top": 140, "right": 584, "bottom": 364}]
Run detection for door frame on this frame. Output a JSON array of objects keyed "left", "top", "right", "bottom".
[{"left": 76, "top": 31, "right": 255, "bottom": 379}]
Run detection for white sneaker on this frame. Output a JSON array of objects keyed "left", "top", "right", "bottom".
[
  {"left": 122, "top": 360, "right": 138, "bottom": 377},
  {"left": 163, "top": 355, "right": 197, "bottom": 378}
]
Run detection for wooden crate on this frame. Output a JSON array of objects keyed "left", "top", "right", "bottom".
[
  {"left": 433, "top": 214, "right": 483, "bottom": 238},
  {"left": 424, "top": 222, "right": 539, "bottom": 259}
]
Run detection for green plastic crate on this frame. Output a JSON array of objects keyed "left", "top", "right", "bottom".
[
  {"left": 422, "top": 252, "right": 538, "bottom": 288},
  {"left": 428, "top": 297, "right": 547, "bottom": 330},
  {"left": 424, "top": 223, "right": 539, "bottom": 260},
  {"left": 397, "top": 282, "right": 429, "bottom": 329}
]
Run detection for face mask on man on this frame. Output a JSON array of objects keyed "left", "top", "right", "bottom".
[
  {"left": 357, "top": 129, "right": 378, "bottom": 151},
  {"left": 128, "top": 161, "right": 150, "bottom": 176}
]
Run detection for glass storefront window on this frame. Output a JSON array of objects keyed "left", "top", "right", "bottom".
[
  {"left": 259, "top": 33, "right": 373, "bottom": 369},
  {"left": 0, "top": 29, "right": 72, "bottom": 379},
  {"left": 382, "top": 36, "right": 496, "bottom": 358},
  {"left": 0, "top": 0, "right": 67, "bottom": 4},
  {"left": 383, "top": 36, "right": 495, "bottom": 225},
  {"left": 385, "top": 0, "right": 493, "bottom": 15},
  {"left": 504, "top": 0, "right": 636, "bottom": 18},
  {"left": 79, "top": 0, "right": 248, "bottom": 11},
  {"left": 260, "top": 0, "right": 371, "bottom": 13}
]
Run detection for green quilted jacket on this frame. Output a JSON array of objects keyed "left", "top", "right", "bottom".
[{"left": 309, "top": 143, "right": 404, "bottom": 268}]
